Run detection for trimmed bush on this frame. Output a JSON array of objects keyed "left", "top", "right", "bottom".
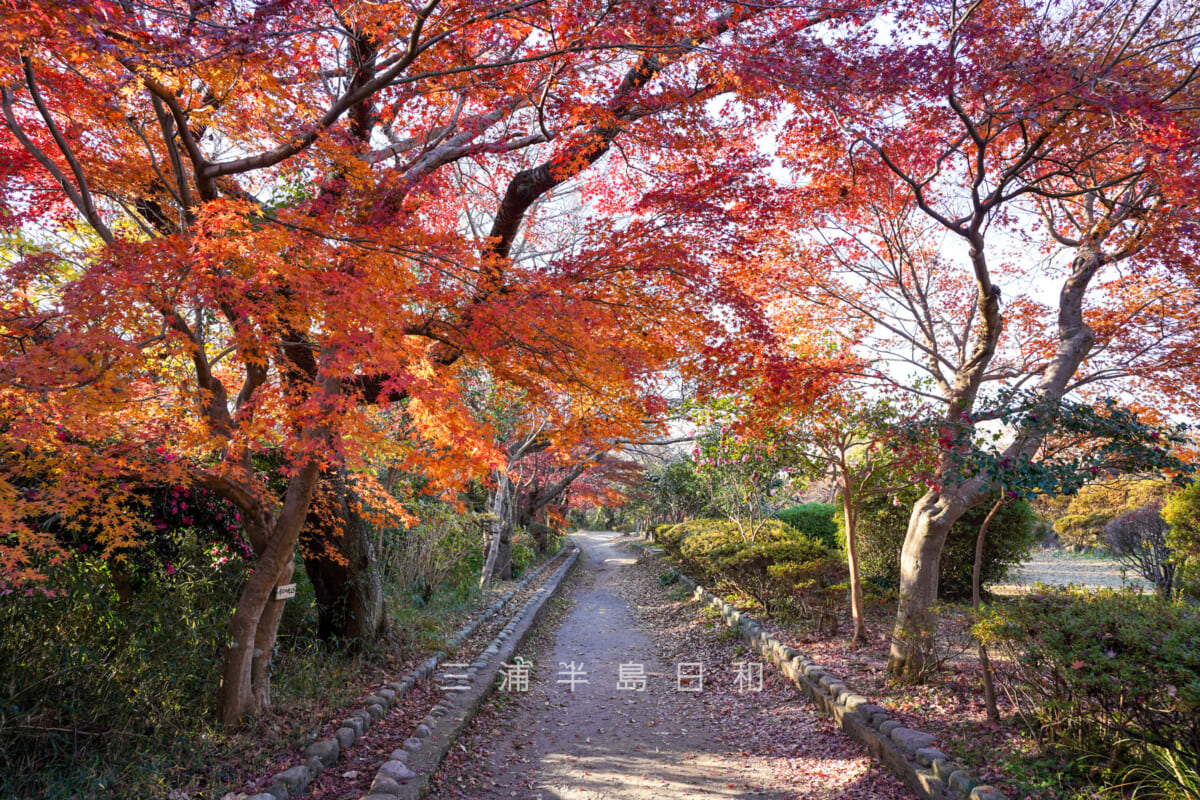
[
  {"left": 769, "top": 557, "right": 848, "bottom": 634},
  {"left": 975, "top": 589, "right": 1200, "bottom": 774},
  {"left": 709, "top": 537, "right": 829, "bottom": 611},
  {"left": 839, "top": 491, "right": 1037, "bottom": 599},
  {"left": 658, "top": 518, "right": 842, "bottom": 617},
  {"left": 648, "top": 522, "right": 676, "bottom": 542},
  {"left": 775, "top": 503, "right": 840, "bottom": 549}
]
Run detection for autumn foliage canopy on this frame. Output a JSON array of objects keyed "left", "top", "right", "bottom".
[{"left": 1, "top": 0, "right": 1197, "bottom": 716}]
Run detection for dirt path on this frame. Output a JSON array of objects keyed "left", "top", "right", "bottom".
[{"left": 430, "top": 532, "right": 911, "bottom": 800}]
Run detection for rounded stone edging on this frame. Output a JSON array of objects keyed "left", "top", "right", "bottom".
[
  {"left": 675, "top": 568, "right": 1006, "bottom": 800},
  {"left": 356, "top": 543, "right": 582, "bottom": 799},
  {"left": 627, "top": 536, "right": 1005, "bottom": 800},
  {"left": 237, "top": 541, "right": 575, "bottom": 800}
]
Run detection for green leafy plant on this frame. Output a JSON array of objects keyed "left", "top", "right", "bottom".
[
  {"left": 1163, "top": 482, "right": 1200, "bottom": 601},
  {"left": 775, "top": 503, "right": 839, "bottom": 549},
  {"left": 975, "top": 588, "right": 1200, "bottom": 777},
  {"left": 1116, "top": 741, "right": 1200, "bottom": 799},
  {"left": 839, "top": 489, "right": 1036, "bottom": 599},
  {"left": 0, "top": 532, "right": 246, "bottom": 795},
  {"left": 384, "top": 508, "right": 484, "bottom": 604},
  {"left": 526, "top": 522, "right": 560, "bottom": 554}
]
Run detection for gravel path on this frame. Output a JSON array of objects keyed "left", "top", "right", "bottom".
[
  {"left": 430, "top": 532, "right": 911, "bottom": 800},
  {"left": 990, "top": 549, "right": 1151, "bottom": 594}
]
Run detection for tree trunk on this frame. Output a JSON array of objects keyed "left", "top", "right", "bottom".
[
  {"left": 481, "top": 471, "right": 513, "bottom": 585},
  {"left": 973, "top": 499, "right": 1004, "bottom": 722},
  {"left": 218, "top": 461, "right": 321, "bottom": 727},
  {"left": 889, "top": 489, "right": 970, "bottom": 680},
  {"left": 300, "top": 471, "right": 386, "bottom": 644},
  {"left": 842, "top": 496, "right": 868, "bottom": 645},
  {"left": 887, "top": 224, "right": 1116, "bottom": 677}
]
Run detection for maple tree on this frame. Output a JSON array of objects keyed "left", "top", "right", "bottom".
[
  {"left": 0, "top": 0, "right": 865, "bottom": 725},
  {"left": 462, "top": 370, "right": 665, "bottom": 582},
  {"left": 763, "top": 0, "right": 1200, "bottom": 676},
  {"left": 784, "top": 392, "right": 932, "bottom": 645}
]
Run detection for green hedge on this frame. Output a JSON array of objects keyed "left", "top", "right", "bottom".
[
  {"left": 975, "top": 589, "right": 1200, "bottom": 786},
  {"left": 838, "top": 492, "right": 1037, "bottom": 599},
  {"left": 657, "top": 518, "right": 845, "bottom": 617},
  {"left": 775, "top": 503, "right": 840, "bottom": 549}
]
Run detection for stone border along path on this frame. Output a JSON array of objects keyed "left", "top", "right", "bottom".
[
  {"left": 239, "top": 541, "right": 578, "bottom": 800},
  {"left": 633, "top": 537, "right": 1007, "bottom": 800}
]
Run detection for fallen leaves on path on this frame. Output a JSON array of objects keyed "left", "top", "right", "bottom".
[{"left": 431, "top": 534, "right": 912, "bottom": 799}]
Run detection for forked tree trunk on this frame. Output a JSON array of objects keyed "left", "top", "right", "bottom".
[
  {"left": 889, "top": 239, "right": 1106, "bottom": 677},
  {"left": 217, "top": 462, "right": 321, "bottom": 727}
]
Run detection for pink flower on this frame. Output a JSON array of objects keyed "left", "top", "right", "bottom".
[{"left": 165, "top": 563, "right": 176, "bottom": 576}]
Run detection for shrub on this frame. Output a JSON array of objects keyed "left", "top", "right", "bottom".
[
  {"left": 1164, "top": 482, "right": 1200, "bottom": 601},
  {"left": 384, "top": 509, "right": 483, "bottom": 603},
  {"left": 840, "top": 491, "right": 1036, "bottom": 599},
  {"left": 510, "top": 530, "right": 536, "bottom": 578},
  {"left": 1104, "top": 504, "right": 1175, "bottom": 597},
  {"left": 769, "top": 554, "right": 848, "bottom": 632},
  {"left": 975, "top": 589, "right": 1200, "bottom": 778},
  {"left": 0, "top": 532, "right": 246, "bottom": 790},
  {"left": 775, "top": 503, "right": 840, "bottom": 549},
  {"left": 708, "top": 537, "right": 829, "bottom": 611},
  {"left": 665, "top": 518, "right": 797, "bottom": 575},
  {"left": 658, "top": 518, "right": 841, "bottom": 617},
  {"left": 675, "top": 520, "right": 745, "bottom": 579},
  {"left": 1054, "top": 511, "right": 1111, "bottom": 549},
  {"left": 648, "top": 522, "right": 676, "bottom": 542}
]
